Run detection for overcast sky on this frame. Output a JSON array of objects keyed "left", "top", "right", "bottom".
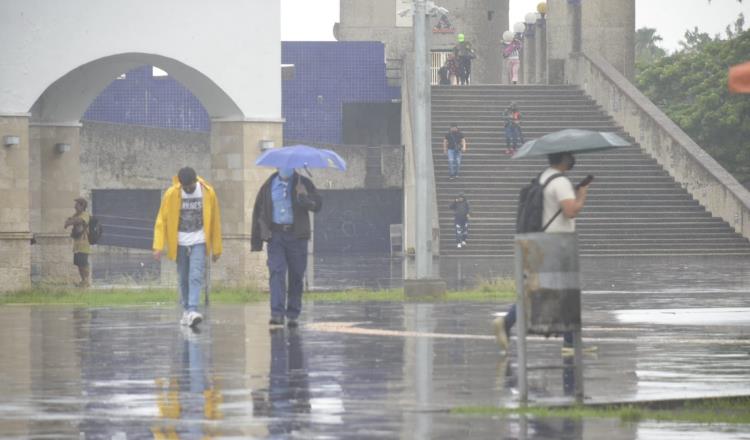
[{"left": 280, "top": 0, "right": 749, "bottom": 52}]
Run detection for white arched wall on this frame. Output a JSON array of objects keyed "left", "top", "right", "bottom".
[
  {"left": 1, "top": 0, "right": 281, "bottom": 121},
  {"left": 30, "top": 53, "right": 245, "bottom": 124},
  {"left": 0, "top": 0, "right": 282, "bottom": 289}
]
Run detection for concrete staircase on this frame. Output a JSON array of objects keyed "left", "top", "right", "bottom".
[{"left": 431, "top": 84, "right": 750, "bottom": 257}]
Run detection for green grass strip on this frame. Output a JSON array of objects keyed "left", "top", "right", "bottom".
[
  {"left": 452, "top": 396, "right": 750, "bottom": 425},
  {"left": 0, "top": 285, "right": 515, "bottom": 306}
]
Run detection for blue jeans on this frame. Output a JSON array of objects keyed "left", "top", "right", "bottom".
[
  {"left": 267, "top": 230, "right": 308, "bottom": 320},
  {"left": 447, "top": 149, "right": 462, "bottom": 177},
  {"left": 455, "top": 220, "right": 469, "bottom": 243},
  {"left": 177, "top": 243, "right": 206, "bottom": 312},
  {"left": 505, "top": 124, "right": 524, "bottom": 148},
  {"left": 505, "top": 304, "right": 573, "bottom": 347}
]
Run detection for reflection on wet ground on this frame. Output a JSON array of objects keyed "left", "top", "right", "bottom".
[
  {"left": 313, "top": 254, "right": 750, "bottom": 293},
  {"left": 1, "top": 286, "right": 750, "bottom": 439}
]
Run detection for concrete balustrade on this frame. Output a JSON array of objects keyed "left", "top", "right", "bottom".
[{"left": 568, "top": 53, "right": 750, "bottom": 240}]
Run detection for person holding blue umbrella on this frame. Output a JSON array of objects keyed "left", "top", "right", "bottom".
[
  {"left": 251, "top": 167, "right": 322, "bottom": 327},
  {"left": 252, "top": 145, "right": 345, "bottom": 327}
]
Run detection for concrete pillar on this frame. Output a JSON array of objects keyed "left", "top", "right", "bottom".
[
  {"left": 535, "top": 18, "right": 548, "bottom": 84},
  {"left": 545, "top": 0, "right": 576, "bottom": 84},
  {"left": 523, "top": 32, "right": 536, "bottom": 84},
  {"left": 30, "top": 124, "right": 82, "bottom": 284},
  {"left": 0, "top": 115, "right": 32, "bottom": 292},
  {"left": 209, "top": 120, "right": 282, "bottom": 289},
  {"left": 581, "top": 0, "right": 635, "bottom": 80}
]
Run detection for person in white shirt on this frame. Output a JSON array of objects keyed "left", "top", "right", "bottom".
[{"left": 493, "top": 152, "right": 590, "bottom": 353}]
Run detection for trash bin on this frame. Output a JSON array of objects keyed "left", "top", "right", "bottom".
[{"left": 515, "top": 232, "right": 581, "bottom": 335}]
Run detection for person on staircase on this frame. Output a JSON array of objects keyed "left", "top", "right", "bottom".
[
  {"left": 449, "top": 193, "right": 470, "bottom": 248},
  {"left": 493, "top": 152, "right": 591, "bottom": 355},
  {"left": 504, "top": 102, "right": 525, "bottom": 155},
  {"left": 503, "top": 36, "right": 522, "bottom": 85},
  {"left": 443, "top": 123, "right": 467, "bottom": 180},
  {"left": 453, "top": 33, "right": 476, "bottom": 85},
  {"left": 439, "top": 54, "right": 459, "bottom": 86}
]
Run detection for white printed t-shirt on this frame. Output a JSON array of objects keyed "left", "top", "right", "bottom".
[
  {"left": 178, "top": 184, "right": 206, "bottom": 246},
  {"left": 539, "top": 167, "right": 576, "bottom": 233}
]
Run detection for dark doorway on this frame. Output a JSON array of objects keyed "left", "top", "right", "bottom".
[
  {"left": 314, "top": 189, "right": 402, "bottom": 254},
  {"left": 92, "top": 189, "right": 161, "bottom": 249},
  {"left": 342, "top": 103, "right": 401, "bottom": 146}
]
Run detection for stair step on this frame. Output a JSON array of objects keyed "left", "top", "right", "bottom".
[{"left": 430, "top": 85, "right": 750, "bottom": 256}]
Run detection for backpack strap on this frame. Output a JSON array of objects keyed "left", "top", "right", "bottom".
[{"left": 541, "top": 173, "right": 564, "bottom": 231}]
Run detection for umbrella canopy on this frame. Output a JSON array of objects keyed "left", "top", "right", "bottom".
[
  {"left": 512, "top": 129, "right": 630, "bottom": 159},
  {"left": 255, "top": 144, "right": 347, "bottom": 171},
  {"left": 729, "top": 61, "right": 750, "bottom": 94}
]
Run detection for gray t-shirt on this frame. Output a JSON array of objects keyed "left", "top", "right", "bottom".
[{"left": 178, "top": 184, "right": 206, "bottom": 246}]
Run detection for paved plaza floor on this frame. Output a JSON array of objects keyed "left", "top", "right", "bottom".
[{"left": 1, "top": 282, "right": 750, "bottom": 439}]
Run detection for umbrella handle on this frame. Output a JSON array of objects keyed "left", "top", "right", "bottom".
[{"left": 304, "top": 164, "right": 313, "bottom": 177}]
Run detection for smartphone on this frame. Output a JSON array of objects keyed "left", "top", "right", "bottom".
[{"left": 576, "top": 174, "right": 594, "bottom": 189}]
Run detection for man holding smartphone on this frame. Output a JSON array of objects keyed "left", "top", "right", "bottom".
[{"left": 494, "top": 151, "right": 591, "bottom": 354}]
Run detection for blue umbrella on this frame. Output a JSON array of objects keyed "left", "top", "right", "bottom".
[{"left": 255, "top": 144, "right": 347, "bottom": 171}]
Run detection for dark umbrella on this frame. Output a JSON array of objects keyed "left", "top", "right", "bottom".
[
  {"left": 512, "top": 129, "right": 630, "bottom": 159},
  {"left": 255, "top": 144, "right": 347, "bottom": 171}
]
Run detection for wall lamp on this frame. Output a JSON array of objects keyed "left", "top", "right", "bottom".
[
  {"left": 3, "top": 135, "right": 20, "bottom": 147},
  {"left": 55, "top": 143, "right": 71, "bottom": 154},
  {"left": 259, "top": 140, "right": 275, "bottom": 151}
]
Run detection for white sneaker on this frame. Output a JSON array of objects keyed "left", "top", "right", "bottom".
[
  {"left": 180, "top": 311, "right": 190, "bottom": 326},
  {"left": 187, "top": 311, "right": 203, "bottom": 328},
  {"left": 457, "top": 243, "right": 463, "bottom": 248},
  {"left": 461, "top": 240, "right": 467, "bottom": 247}
]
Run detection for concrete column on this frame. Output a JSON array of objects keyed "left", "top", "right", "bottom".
[
  {"left": 523, "top": 32, "right": 536, "bottom": 84},
  {"left": 581, "top": 0, "right": 635, "bottom": 80},
  {"left": 535, "top": 19, "right": 548, "bottom": 84},
  {"left": 546, "top": 0, "right": 575, "bottom": 84},
  {"left": 209, "top": 120, "right": 282, "bottom": 288},
  {"left": 0, "top": 115, "right": 32, "bottom": 292},
  {"left": 30, "top": 123, "right": 82, "bottom": 284}
]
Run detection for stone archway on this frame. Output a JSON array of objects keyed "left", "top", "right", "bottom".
[
  {"left": 0, "top": 0, "right": 282, "bottom": 290},
  {"left": 26, "top": 53, "right": 280, "bottom": 287}
]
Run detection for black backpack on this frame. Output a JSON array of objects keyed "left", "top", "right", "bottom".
[
  {"left": 516, "top": 173, "right": 563, "bottom": 233},
  {"left": 88, "top": 216, "right": 103, "bottom": 245}
]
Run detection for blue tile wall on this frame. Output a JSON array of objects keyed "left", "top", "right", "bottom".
[
  {"left": 82, "top": 42, "right": 400, "bottom": 142},
  {"left": 83, "top": 66, "right": 210, "bottom": 132},
  {"left": 282, "top": 41, "right": 400, "bottom": 144}
]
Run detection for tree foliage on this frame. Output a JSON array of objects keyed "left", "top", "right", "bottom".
[
  {"left": 636, "top": 15, "right": 750, "bottom": 183},
  {"left": 635, "top": 27, "right": 667, "bottom": 66}
]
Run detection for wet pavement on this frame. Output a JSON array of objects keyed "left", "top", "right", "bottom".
[
  {"left": 313, "top": 254, "right": 750, "bottom": 293},
  {"left": 2, "top": 281, "right": 750, "bottom": 439}
]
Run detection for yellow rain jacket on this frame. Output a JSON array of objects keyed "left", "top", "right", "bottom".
[{"left": 153, "top": 175, "right": 222, "bottom": 261}]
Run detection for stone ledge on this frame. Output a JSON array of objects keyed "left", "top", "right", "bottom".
[{"left": 0, "top": 232, "right": 34, "bottom": 240}]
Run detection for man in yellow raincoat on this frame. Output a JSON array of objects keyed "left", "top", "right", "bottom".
[{"left": 153, "top": 167, "right": 222, "bottom": 327}]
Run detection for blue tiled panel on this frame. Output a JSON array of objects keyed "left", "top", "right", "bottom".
[
  {"left": 82, "top": 42, "right": 400, "bottom": 140},
  {"left": 83, "top": 66, "right": 210, "bottom": 132},
  {"left": 282, "top": 41, "right": 400, "bottom": 144}
]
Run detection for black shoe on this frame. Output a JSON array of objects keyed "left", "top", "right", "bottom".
[
  {"left": 269, "top": 317, "right": 284, "bottom": 326},
  {"left": 287, "top": 318, "right": 299, "bottom": 328}
]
